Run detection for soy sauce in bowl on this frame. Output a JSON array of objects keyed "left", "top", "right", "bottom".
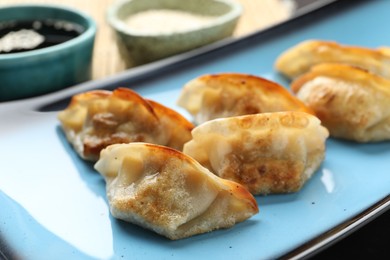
[{"left": 0, "top": 19, "right": 85, "bottom": 54}]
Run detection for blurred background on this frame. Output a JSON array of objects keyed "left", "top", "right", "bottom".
[{"left": 1, "top": 0, "right": 295, "bottom": 79}]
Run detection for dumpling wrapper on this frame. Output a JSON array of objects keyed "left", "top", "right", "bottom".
[
  {"left": 177, "top": 73, "right": 313, "bottom": 125},
  {"left": 275, "top": 40, "right": 390, "bottom": 79},
  {"left": 183, "top": 111, "right": 329, "bottom": 195},
  {"left": 58, "top": 88, "right": 194, "bottom": 161},
  {"left": 291, "top": 63, "right": 390, "bottom": 142},
  {"left": 94, "top": 143, "right": 259, "bottom": 240}
]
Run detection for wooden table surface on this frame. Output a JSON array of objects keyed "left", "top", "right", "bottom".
[{"left": 1, "top": 0, "right": 293, "bottom": 80}]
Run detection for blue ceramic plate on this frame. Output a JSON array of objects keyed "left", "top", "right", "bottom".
[{"left": 1, "top": 1, "right": 389, "bottom": 259}]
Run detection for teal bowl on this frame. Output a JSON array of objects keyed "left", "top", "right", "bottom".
[{"left": 0, "top": 5, "right": 96, "bottom": 102}]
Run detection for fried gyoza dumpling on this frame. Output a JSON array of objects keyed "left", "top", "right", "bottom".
[
  {"left": 275, "top": 40, "right": 390, "bottom": 79},
  {"left": 58, "top": 88, "right": 194, "bottom": 161},
  {"left": 291, "top": 63, "right": 390, "bottom": 142},
  {"left": 94, "top": 143, "right": 259, "bottom": 240},
  {"left": 176, "top": 73, "right": 313, "bottom": 124},
  {"left": 183, "top": 111, "right": 329, "bottom": 195}
]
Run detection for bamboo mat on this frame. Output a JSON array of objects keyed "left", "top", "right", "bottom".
[{"left": 1, "top": 0, "right": 293, "bottom": 79}]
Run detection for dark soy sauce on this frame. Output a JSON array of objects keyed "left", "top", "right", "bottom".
[{"left": 0, "top": 19, "right": 85, "bottom": 54}]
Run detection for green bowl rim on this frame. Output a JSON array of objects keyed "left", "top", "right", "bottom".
[
  {"left": 106, "top": 0, "right": 242, "bottom": 37},
  {"left": 0, "top": 4, "right": 97, "bottom": 61}
]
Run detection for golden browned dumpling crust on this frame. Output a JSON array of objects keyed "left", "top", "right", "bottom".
[
  {"left": 275, "top": 40, "right": 390, "bottom": 79},
  {"left": 177, "top": 73, "right": 313, "bottom": 124},
  {"left": 94, "top": 143, "right": 259, "bottom": 240},
  {"left": 58, "top": 88, "right": 194, "bottom": 161},
  {"left": 183, "top": 111, "right": 329, "bottom": 195},
  {"left": 291, "top": 63, "right": 390, "bottom": 142}
]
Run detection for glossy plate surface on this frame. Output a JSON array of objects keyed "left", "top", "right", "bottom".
[{"left": 1, "top": 1, "right": 389, "bottom": 259}]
